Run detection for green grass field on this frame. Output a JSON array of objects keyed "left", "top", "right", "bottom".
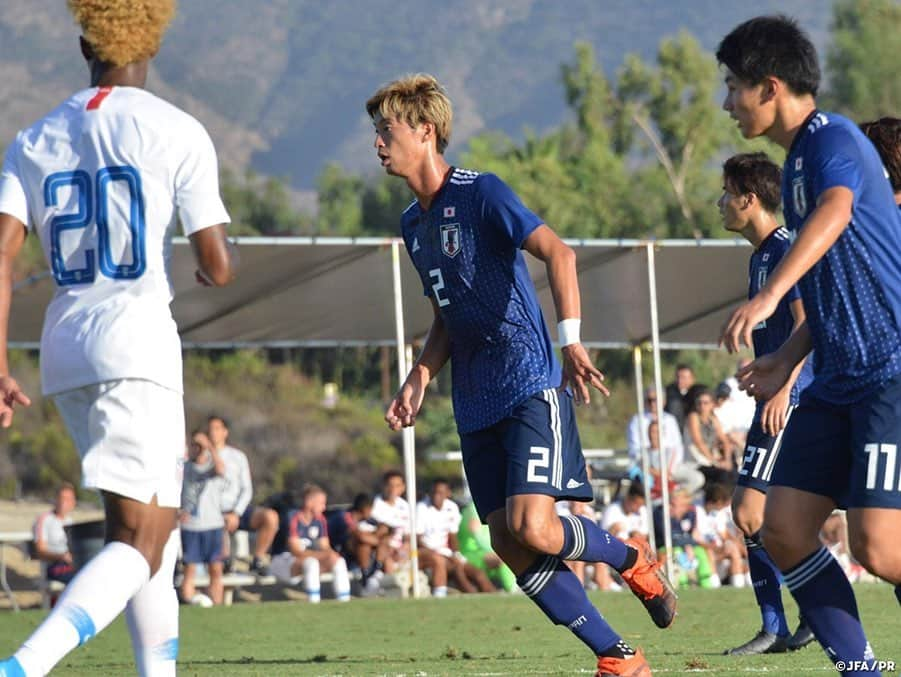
[{"left": 1, "top": 586, "right": 897, "bottom": 676}]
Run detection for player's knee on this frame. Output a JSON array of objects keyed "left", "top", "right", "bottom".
[
  {"left": 731, "top": 500, "right": 762, "bottom": 537},
  {"left": 849, "top": 532, "right": 901, "bottom": 582},
  {"left": 508, "top": 515, "right": 554, "bottom": 553},
  {"left": 262, "top": 507, "right": 279, "bottom": 530}
]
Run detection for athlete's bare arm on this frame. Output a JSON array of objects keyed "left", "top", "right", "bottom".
[
  {"left": 721, "top": 186, "right": 853, "bottom": 352},
  {"left": 759, "top": 298, "right": 810, "bottom": 435},
  {"left": 523, "top": 224, "right": 607, "bottom": 404},
  {"left": 190, "top": 224, "right": 235, "bottom": 287},
  {"left": 0, "top": 214, "right": 31, "bottom": 427},
  {"left": 385, "top": 297, "right": 450, "bottom": 430}
]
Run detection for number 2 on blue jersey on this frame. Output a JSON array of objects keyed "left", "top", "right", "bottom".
[{"left": 43, "top": 165, "right": 146, "bottom": 285}]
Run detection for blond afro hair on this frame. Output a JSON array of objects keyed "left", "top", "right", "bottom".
[{"left": 67, "top": 0, "right": 176, "bottom": 68}]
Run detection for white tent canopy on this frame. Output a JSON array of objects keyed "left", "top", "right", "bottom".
[
  {"left": 11, "top": 236, "right": 753, "bottom": 588},
  {"left": 12, "top": 237, "right": 750, "bottom": 348}
]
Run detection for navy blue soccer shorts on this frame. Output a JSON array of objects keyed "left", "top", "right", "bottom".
[
  {"left": 181, "top": 528, "right": 224, "bottom": 564},
  {"left": 770, "top": 373, "right": 901, "bottom": 510},
  {"left": 461, "top": 388, "right": 593, "bottom": 522},
  {"left": 736, "top": 404, "right": 795, "bottom": 494}
]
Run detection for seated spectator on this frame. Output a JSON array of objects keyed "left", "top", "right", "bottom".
[
  {"left": 626, "top": 387, "right": 684, "bottom": 466},
  {"left": 417, "top": 479, "right": 494, "bottom": 596},
  {"left": 327, "top": 493, "right": 391, "bottom": 593},
  {"left": 370, "top": 470, "right": 411, "bottom": 573},
  {"left": 456, "top": 500, "right": 516, "bottom": 592},
  {"left": 208, "top": 415, "right": 279, "bottom": 576},
  {"left": 261, "top": 488, "right": 300, "bottom": 557},
  {"left": 653, "top": 487, "right": 716, "bottom": 588},
  {"left": 180, "top": 431, "right": 227, "bottom": 606},
  {"left": 601, "top": 481, "right": 650, "bottom": 544},
  {"left": 270, "top": 484, "right": 351, "bottom": 603},
  {"left": 32, "top": 483, "right": 77, "bottom": 593},
  {"left": 683, "top": 387, "right": 736, "bottom": 473},
  {"left": 695, "top": 483, "right": 747, "bottom": 588},
  {"left": 644, "top": 420, "right": 705, "bottom": 498},
  {"left": 713, "top": 382, "right": 749, "bottom": 453},
  {"left": 664, "top": 364, "right": 695, "bottom": 431}
]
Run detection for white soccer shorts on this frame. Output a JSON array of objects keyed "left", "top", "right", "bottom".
[{"left": 54, "top": 379, "right": 185, "bottom": 508}]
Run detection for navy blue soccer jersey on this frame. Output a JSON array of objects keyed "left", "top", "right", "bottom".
[
  {"left": 289, "top": 513, "right": 328, "bottom": 551},
  {"left": 782, "top": 111, "right": 901, "bottom": 404},
  {"left": 748, "top": 227, "right": 813, "bottom": 404},
  {"left": 401, "top": 168, "right": 560, "bottom": 434}
]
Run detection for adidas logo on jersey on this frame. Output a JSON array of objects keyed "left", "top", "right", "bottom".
[
  {"left": 566, "top": 478, "right": 584, "bottom": 489},
  {"left": 411, "top": 237, "right": 420, "bottom": 253}
]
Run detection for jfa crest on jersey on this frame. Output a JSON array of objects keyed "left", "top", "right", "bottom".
[
  {"left": 782, "top": 111, "right": 901, "bottom": 404},
  {"left": 441, "top": 223, "right": 461, "bottom": 258},
  {"left": 401, "top": 168, "right": 561, "bottom": 434}
]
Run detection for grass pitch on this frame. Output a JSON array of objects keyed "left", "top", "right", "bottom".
[{"left": 1, "top": 585, "right": 897, "bottom": 676}]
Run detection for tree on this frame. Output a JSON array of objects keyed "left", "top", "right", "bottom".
[
  {"left": 220, "top": 169, "right": 311, "bottom": 236},
  {"left": 825, "top": 0, "right": 901, "bottom": 121},
  {"left": 615, "top": 32, "right": 737, "bottom": 237}
]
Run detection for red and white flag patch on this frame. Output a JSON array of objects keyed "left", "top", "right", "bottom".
[{"left": 443, "top": 206, "right": 455, "bottom": 218}]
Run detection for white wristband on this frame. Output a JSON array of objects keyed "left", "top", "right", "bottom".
[{"left": 557, "top": 318, "right": 581, "bottom": 347}]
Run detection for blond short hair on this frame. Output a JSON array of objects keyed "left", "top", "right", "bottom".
[
  {"left": 366, "top": 74, "right": 452, "bottom": 154},
  {"left": 68, "top": 0, "right": 176, "bottom": 68}
]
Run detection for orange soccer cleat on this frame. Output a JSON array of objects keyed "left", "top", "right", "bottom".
[
  {"left": 596, "top": 648, "right": 653, "bottom": 677},
  {"left": 620, "top": 538, "right": 678, "bottom": 629}
]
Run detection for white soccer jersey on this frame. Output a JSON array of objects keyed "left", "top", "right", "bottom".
[
  {"left": 416, "top": 497, "right": 461, "bottom": 554},
  {"left": 0, "top": 86, "right": 229, "bottom": 395}
]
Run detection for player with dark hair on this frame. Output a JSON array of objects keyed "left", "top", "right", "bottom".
[
  {"left": 717, "top": 152, "right": 814, "bottom": 655},
  {"left": 0, "top": 2, "right": 235, "bottom": 674},
  {"left": 369, "top": 73, "right": 675, "bottom": 677},
  {"left": 860, "top": 117, "right": 901, "bottom": 204},
  {"left": 718, "top": 15, "right": 901, "bottom": 675}
]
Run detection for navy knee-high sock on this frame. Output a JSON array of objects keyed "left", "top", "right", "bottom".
[
  {"left": 745, "top": 532, "right": 789, "bottom": 636},
  {"left": 517, "top": 554, "right": 631, "bottom": 658},
  {"left": 784, "top": 547, "right": 879, "bottom": 676},
  {"left": 558, "top": 514, "right": 636, "bottom": 571}
]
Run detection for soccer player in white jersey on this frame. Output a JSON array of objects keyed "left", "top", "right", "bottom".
[{"left": 0, "top": 2, "right": 235, "bottom": 675}]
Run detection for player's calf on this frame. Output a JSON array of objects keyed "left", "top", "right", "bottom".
[{"left": 848, "top": 508, "right": 901, "bottom": 585}]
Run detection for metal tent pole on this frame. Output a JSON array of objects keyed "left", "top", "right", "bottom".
[
  {"left": 391, "top": 241, "right": 420, "bottom": 598},
  {"left": 632, "top": 346, "right": 655, "bottom": 552},
  {"left": 646, "top": 243, "right": 674, "bottom": 578}
]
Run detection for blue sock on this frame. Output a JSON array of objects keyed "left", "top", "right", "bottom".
[
  {"left": 784, "top": 547, "right": 879, "bottom": 676},
  {"left": 895, "top": 585, "right": 901, "bottom": 608},
  {"left": 746, "top": 533, "right": 789, "bottom": 637},
  {"left": 518, "top": 554, "right": 624, "bottom": 656},
  {"left": 559, "top": 514, "right": 632, "bottom": 570}
]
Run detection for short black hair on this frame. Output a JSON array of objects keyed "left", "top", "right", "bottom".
[
  {"left": 675, "top": 364, "right": 693, "bottom": 373},
  {"left": 431, "top": 477, "right": 450, "bottom": 489},
  {"left": 626, "top": 481, "right": 646, "bottom": 499},
  {"left": 716, "top": 15, "right": 820, "bottom": 97},
  {"left": 382, "top": 469, "right": 404, "bottom": 483},
  {"left": 207, "top": 414, "right": 229, "bottom": 429},
  {"left": 861, "top": 117, "right": 901, "bottom": 192},
  {"left": 723, "top": 152, "right": 782, "bottom": 214},
  {"left": 351, "top": 492, "right": 373, "bottom": 511},
  {"left": 704, "top": 483, "right": 732, "bottom": 505}
]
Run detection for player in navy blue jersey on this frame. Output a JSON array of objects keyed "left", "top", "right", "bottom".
[
  {"left": 366, "top": 74, "right": 674, "bottom": 677},
  {"left": 717, "top": 152, "right": 815, "bottom": 655},
  {"left": 717, "top": 16, "right": 901, "bottom": 676}
]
